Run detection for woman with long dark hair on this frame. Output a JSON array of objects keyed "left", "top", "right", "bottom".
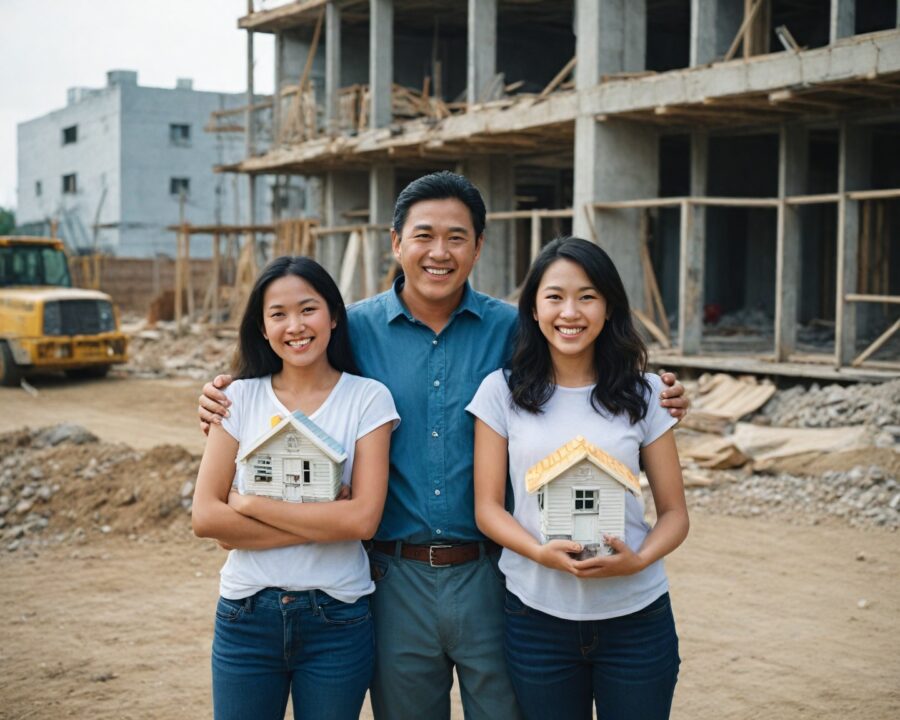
[
  {"left": 192, "top": 256, "right": 398, "bottom": 720},
  {"left": 467, "top": 237, "right": 688, "bottom": 720}
]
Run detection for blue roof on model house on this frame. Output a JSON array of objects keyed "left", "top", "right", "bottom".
[{"left": 237, "top": 410, "right": 348, "bottom": 464}]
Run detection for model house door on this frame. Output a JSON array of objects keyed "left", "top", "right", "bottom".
[
  {"left": 283, "top": 459, "right": 304, "bottom": 502},
  {"left": 572, "top": 488, "right": 600, "bottom": 544}
]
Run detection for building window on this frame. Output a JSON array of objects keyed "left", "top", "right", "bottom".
[
  {"left": 62, "top": 125, "right": 78, "bottom": 145},
  {"left": 62, "top": 174, "right": 77, "bottom": 194},
  {"left": 169, "top": 123, "right": 191, "bottom": 146},
  {"left": 35, "top": 181, "right": 42, "bottom": 197},
  {"left": 302, "top": 460, "right": 311, "bottom": 483},
  {"left": 573, "top": 489, "right": 598, "bottom": 512},
  {"left": 170, "top": 177, "right": 190, "bottom": 196},
  {"left": 253, "top": 454, "right": 272, "bottom": 482}
]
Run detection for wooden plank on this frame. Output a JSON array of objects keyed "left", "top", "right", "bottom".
[
  {"left": 538, "top": 56, "right": 576, "bottom": 100},
  {"left": 847, "top": 188, "right": 900, "bottom": 200},
  {"left": 724, "top": 0, "right": 765, "bottom": 62},
  {"left": 530, "top": 211, "right": 542, "bottom": 264},
  {"left": 678, "top": 200, "right": 702, "bottom": 354},
  {"left": 851, "top": 318, "right": 900, "bottom": 366},
  {"left": 844, "top": 294, "right": 900, "bottom": 304},
  {"left": 632, "top": 308, "right": 671, "bottom": 349},
  {"left": 338, "top": 229, "right": 361, "bottom": 300}
]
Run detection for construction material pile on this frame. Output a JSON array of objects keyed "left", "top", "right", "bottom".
[
  {"left": 124, "top": 321, "right": 238, "bottom": 379},
  {"left": 0, "top": 424, "right": 199, "bottom": 554}
]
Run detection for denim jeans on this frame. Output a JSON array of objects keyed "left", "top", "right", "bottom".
[
  {"left": 211, "top": 588, "right": 373, "bottom": 720},
  {"left": 369, "top": 548, "right": 522, "bottom": 720},
  {"left": 504, "top": 590, "right": 680, "bottom": 720}
]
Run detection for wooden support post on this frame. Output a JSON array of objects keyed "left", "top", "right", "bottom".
[
  {"left": 852, "top": 318, "right": 900, "bottom": 367},
  {"left": 185, "top": 232, "right": 194, "bottom": 321},
  {"left": 362, "top": 226, "right": 379, "bottom": 299},
  {"left": 530, "top": 211, "right": 541, "bottom": 264},
  {"left": 678, "top": 200, "right": 702, "bottom": 354},
  {"left": 174, "top": 230, "right": 184, "bottom": 330},
  {"left": 338, "top": 230, "right": 362, "bottom": 301},
  {"left": 212, "top": 232, "right": 221, "bottom": 324}
]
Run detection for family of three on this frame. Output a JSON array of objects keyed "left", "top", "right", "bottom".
[{"left": 192, "top": 171, "right": 690, "bottom": 720}]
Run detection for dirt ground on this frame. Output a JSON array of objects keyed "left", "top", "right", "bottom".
[{"left": 1, "top": 375, "right": 899, "bottom": 720}]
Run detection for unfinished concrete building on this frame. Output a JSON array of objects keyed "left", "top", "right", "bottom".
[{"left": 222, "top": 0, "right": 900, "bottom": 380}]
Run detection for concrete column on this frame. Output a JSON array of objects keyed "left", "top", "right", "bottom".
[
  {"left": 467, "top": 0, "right": 498, "bottom": 105},
  {"left": 690, "top": 0, "right": 744, "bottom": 66},
  {"left": 678, "top": 131, "right": 707, "bottom": 354},
  {"left": 575, "top": 0, "right": 645, "bottom": 89},
  {"left": 370, "top": 0, "right": 393, "bottom": 128},
  {"left": 322, "top": 170, "right": 368, "bottom": 278},
  {"left": 367, "top": 164, "right": 395, "bottom": 295},
  {"left": 464, "top": 156, "right": 515, "bottom": 298},
  {"left": 325, "top": 2, "right": 342, "bottom": 134},
  {"left": 774, "top": 125, "right": 807, "bottom": 361},
  {"left": 574, "top": 119, "right": 657, "bottom": 310},
  {"left": 830, "top": 0, "right": 855, "bottom": 44},
  {"left": 835, "top": 122, "right": 870, "bottom": 366}
]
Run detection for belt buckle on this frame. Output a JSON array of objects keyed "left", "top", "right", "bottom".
[{"left": 428, "top": 544, "right": 453, "bottom": 568}]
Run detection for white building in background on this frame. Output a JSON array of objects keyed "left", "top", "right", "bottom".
[{"left": 15, "top": 69, "right": 296, "bottom": 258}]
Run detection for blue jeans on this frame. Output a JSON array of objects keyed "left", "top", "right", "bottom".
[
  {"left": 504, "top": 590, "right": 680, "bottom": 720},
  {"left": 211, "top": 588, "right": 373, "bottom": 720},
  {"left": 369, "top": 548, "right": 522, "bottom": 720}
]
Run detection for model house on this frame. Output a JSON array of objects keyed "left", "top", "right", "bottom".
[
  {"left": 237, "top": 411, "right": 347, "bottom": 503},
  {"left": 526, "top": 436, "right": 641, "bottom": 557}
]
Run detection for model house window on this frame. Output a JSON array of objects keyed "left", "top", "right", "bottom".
[
  {"left": 302, "top": 460, "right": 311, "bottom": 483},
  {"left": 170, "top": 178, "right": 190, "bottom": 196},
  {"left": 573, "top": 489, "right": 598, "bottom": 512},
  {"left": 253, "top": 454, "right": 273, "bottom": 482},
  {"left": 35, "top": 181, "right": 42, "bottom": 197},
  {"left": 169, "top": 123, "right": 191, "bottom": 146},
  {"left": 537, "top": 491, "right": 544, "bottom": 511},
  {"left": 62, "top": 125, "right": 78, "bottom": 145},
  {"left": 62, "top": 174, "right": 77, "bottom": 194}
]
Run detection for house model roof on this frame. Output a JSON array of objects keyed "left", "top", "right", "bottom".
[
  {"left": 525, "top": 435, "right": 640, "bottom": 496},
  {"left": 237, "top": 411, "right": 348, "bottom": 464}
]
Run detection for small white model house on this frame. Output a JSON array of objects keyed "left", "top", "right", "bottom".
[
  {"left": 526, "top": 436, "right": 641, "bottom": 557},
  {"left": 237, "top": 411, "right": 347, "bottom": 503}
]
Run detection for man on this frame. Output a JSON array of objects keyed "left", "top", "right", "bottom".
[{"left": 199, "top": 172, "right": 689, "bottom": 719}]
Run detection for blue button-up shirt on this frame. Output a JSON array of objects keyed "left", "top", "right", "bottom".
[{"left": 348, "top": 277, "right": 517, "bottom": 543}]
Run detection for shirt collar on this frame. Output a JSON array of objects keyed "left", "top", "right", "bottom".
[{"left": 385, "top": 275, "right": 484, "bottom": 324}]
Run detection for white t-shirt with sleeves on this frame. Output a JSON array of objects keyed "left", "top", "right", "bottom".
[
  {"left": 466, "top": 370, "right": 677, "bottom": 621},
  {"left": 218, "top": 372, "right": 399, "bottom": 602}
]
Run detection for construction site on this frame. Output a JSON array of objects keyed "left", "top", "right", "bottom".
[{"left": 2, "top": 2, "right": 900, "bottom": 719}]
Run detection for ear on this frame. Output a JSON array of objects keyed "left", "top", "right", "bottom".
[
  {"left": 390, "top": 228, "right": 401, "bottom": 262},
  {"left": 331, "top": 320, "right": 337, "bottom": 329},
  {"left": 473, "top": 232, "right": 484, "bottom": 263}
]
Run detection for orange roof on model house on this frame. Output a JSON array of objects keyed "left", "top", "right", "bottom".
[{"left": 525, "top": 436, "right": 641, "bottom": 496}]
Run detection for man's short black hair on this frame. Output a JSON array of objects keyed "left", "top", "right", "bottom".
[{"left": 392, "top": 171, "right": 487, "bottom": 239}]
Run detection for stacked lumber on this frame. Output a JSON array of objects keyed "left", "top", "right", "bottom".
[{"left": 681, "top": 373, "right": 776, "bottom": 434}]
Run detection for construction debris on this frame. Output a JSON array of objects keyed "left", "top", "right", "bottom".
[{"left": 681, "top": 373, "right": 776, "bottom": 434}]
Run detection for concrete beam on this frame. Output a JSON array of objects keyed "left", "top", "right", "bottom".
[
  {"left": 690, "top": 0, "right": 744, "bottom": 66},
  {"left": 370, "top": 0, "right": 393, "bottom": 128},
  {"left": 775, "top": 124, "right": 808, "bottom": 361},
  {"left": 679, "top": 131, "right": 708, "bottom": 354},
  {"left": 835, "top": 122, "right": 870, "bottom": 366},
  {"left": 464, "top": 156, "right": 515, "bottom": 298},
  {"left": 467, "top": 0, "right": 498, "bottom": 106},
  {"left": 576, "top": 0, "right": 645, "bottom": 89},
  {"left": 325, "top": 2, "right": 341, "bottom": 134},
  {"left": 830, "top": 0, "right": 855, "bottom": 44}
]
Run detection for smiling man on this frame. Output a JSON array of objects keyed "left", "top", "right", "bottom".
[{"left": 199, "top": 171, "right": 688, "bottom": 720}]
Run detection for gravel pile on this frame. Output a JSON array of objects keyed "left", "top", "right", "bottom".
[
  {"left": 684, "top": 464, "right": 900, "bottom": 530},
  {"left": 124, "top": 321, "right": 237, "bottom": 380},
  {"left": 760, "top": 379, "right": 900, "bottom": 432},
  {"left": 0, "top": 425, "right": 199, "bottom": 553}
]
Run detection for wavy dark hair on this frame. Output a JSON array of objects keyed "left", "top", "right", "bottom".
[
  {"left": 507, "top": 237, "right": 650, "bottom": 424},
  {"left": 234, "top": 256, "right": 359, "bottom": 379}
]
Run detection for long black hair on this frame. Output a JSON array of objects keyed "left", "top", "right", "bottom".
[
  {"left": 507, "top": 237, "right": 650, "bottom": 424},
  {"left": 234, "top": 256, "right": 359, "bottom": 379}
]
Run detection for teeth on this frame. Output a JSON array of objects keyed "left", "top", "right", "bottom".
[
  {"left": 558, "top": 327, "right": 584, "bottom": 336},
  {"left": 287, "top": 338, "right": 311, "bottom": 347},
  {"left": 425, "top": 268, "right": 451, "bottom": 276}
]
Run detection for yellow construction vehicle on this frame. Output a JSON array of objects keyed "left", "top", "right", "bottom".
[{"left": 0, "top": 236, "right": 128, "bottom": 385}]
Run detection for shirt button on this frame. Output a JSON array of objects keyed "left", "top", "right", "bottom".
[
  {"left": 433, "top": 380, "right": 440, "bottom": 388},
  {"left": 432, "top": 339, "right": 438, "bottom": 345},
  {"left": 432, "top": 431, "right": 439, "bottom": 438},
  {"left": 436, "top": 529, "right": 443, "bottom": 535},
  {"left": 434, "top": 489, "right": 441, "bottom": 496}
]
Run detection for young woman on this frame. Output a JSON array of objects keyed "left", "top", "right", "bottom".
[
  {"left": 192, "top": 256, "right": 399, "bottom": 720},
  {"left": 467, "top": 237, "right": 688, "bottom": 720}
]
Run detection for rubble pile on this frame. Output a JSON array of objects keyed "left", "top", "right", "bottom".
[
  {"left": 683, "top": 465, "right": 900, "bottom": 529},
  {"left": 124, "top": 321, "right": 237, "bottom": 379},
  {"left": 759, "top": 378, "right": 900, "bottom": 433},
  {"left": 0, "top": 425, "right": 199, "bottom": 553}
]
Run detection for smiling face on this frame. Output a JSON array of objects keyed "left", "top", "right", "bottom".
[
  {"left": 391, "top": 197, "right": 483, "bottom": 313},
  {"left": 533, "top": 258, "right": 608, "bottom": 371},
  {"left": 261, "top": 274, "right": 336, "bottom": 372}
]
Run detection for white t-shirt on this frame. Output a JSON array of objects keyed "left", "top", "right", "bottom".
[
  {"left": 218, "top": 372, "right": 399, "bottom": 602},
  {"left": 466, "top": 370, "right": 677, "bottom": 621}
]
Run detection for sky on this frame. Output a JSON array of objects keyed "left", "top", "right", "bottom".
[{"left": 0, "top": 0, "right": 280, "bottom": 211}]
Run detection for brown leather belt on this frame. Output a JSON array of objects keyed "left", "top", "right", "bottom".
[{"left": 370, "top": 540, "right": 500, "bottom": 567}]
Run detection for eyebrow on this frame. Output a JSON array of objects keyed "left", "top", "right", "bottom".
[
  {"left": 410, "top": 223, "right": 471, "bottom": 235},
  {"left": 542, "top": 285, "right": 597, "bottom": 292},
  {"left": 266, "top": 297, "right": 320, "bottom": 309}
]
